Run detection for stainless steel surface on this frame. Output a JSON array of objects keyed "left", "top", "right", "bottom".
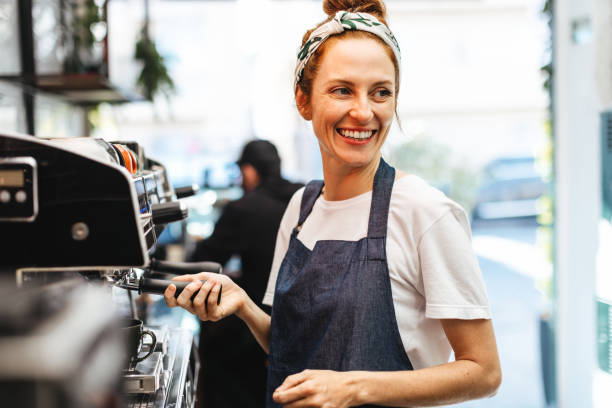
[
  {"left": 0, "top": 282, "right": 122, "bottom": 379},
  {"left": 123, "top": 352, "right": 163, "bottom": 394},
  {"left": 124, "top": 328, "right": 197, "bottom": 408},
  {"left": 0, "top": 281, "right": 124, "bottom": 407}
]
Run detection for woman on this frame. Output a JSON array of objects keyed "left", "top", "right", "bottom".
[{"left": 165, "top": 0, "right": 502, "bottom": 406}]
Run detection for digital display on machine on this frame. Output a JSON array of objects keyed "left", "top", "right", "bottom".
[{"left": 0, "top": 170, "right": 24, "bottom": 187}]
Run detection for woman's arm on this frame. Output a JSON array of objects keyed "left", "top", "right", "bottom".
[
  {"left": 273, "top": 318, "right": 501, "bottom": 407},
  {"left": 163, "top": 272, "right": 272, "bottom": 352},
  {"left": 234, "top": 289, "right": 272, "bottom": 353}
]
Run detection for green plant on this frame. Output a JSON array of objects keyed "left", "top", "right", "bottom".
[
  {"left": 540, "top": 0, "right": 553, "bottom": 95},
  {"left": 535, "top": 0, "right": 555, "bottom": 300},
  {"left": 134, "top": 26, "right": 175, "bottom": 101},
  {"left": 62, "top": 0, "right": 105, "bottom": 73}
]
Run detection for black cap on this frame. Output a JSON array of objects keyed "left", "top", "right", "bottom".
[{"left": 236, "top": 140, "right": 281, "bottom": 178}]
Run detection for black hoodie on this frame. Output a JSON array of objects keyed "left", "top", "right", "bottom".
[{"left": 189, "top": 176, "right": 303, "bottom": 306}]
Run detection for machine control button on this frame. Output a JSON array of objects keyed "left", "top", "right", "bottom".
[
  {"left": 71, "top": 222, "right": 90, "bottom": 241},
  {"left": 15, "top": 190, "right": 27, "bottom": 203},
  {"left": 0, "top": 190, "right": 9, "bottom": 203},
  {"left": 175, "top": 184, "right": 200, "bottom": 199}
]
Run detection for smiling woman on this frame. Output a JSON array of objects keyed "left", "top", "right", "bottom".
[
  {"left": 164, "top": 1, "right": 502, "bottom": 407},
  {"left": 296, "top": 36, "right": 396, "bottom": 198}
]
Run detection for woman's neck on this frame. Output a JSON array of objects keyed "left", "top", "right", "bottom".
[{"left": 320, "top": 154, "right": 381, "bottom": 201}]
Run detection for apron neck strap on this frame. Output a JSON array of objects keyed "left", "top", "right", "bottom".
[
  {"left": 367, "top": 157, "right": 395, "bottom": 239},
  {"left": 296, "top": 180, "right": 324, "bottom": 230}
]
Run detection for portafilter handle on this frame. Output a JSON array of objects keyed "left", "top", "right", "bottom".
[
  {"left": 139, "top": 277, "right": 222, "bottom": 305},
  {"left": 149, "top": 258, "right": 223, "bottom": 275},
  {"left": 141, "top": 259, "right": 223, "bottom": 304},
  {"left": 114, "top": 261, "right": 223, "bottom": 304}
]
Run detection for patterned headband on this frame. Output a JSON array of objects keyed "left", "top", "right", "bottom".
[{"left": 294, "top": 10, "right": 401, "bottom": 89}]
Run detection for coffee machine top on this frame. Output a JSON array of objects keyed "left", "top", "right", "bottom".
[{"left": 0, "top": 132, "right": 179, "bottom": 270}]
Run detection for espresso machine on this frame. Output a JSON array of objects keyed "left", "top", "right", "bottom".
[{"left": 0, "top": 132, "right": 218, "bottom": 408}]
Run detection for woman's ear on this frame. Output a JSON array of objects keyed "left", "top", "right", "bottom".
[{"left": 295, "top": 88, "right": 312, "bottom": 121}]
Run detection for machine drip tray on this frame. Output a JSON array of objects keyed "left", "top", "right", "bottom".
[{"left": 123, "top": 351, "right": 163, "bottom": 394}]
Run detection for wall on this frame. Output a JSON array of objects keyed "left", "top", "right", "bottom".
[
  {"left": 105, "top": 0, "right": 548, "bottom": 186},
  {"left": 554, "top": 0, "right": 612, "bottom": 406}
]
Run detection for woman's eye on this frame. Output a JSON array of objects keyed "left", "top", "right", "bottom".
[
  {"left": 332, "top": 88, "right": 350, "bottom": 96},
  {"left": 374, "top": 89, "right": 392, "bottom": 99}
]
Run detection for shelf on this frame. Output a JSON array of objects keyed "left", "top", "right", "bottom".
[
  {"left": 36, "top": 73, "right": 143, "bottom": 106},
  {"left": 0, "top": 73, "right": 143, "bottom": 106}
]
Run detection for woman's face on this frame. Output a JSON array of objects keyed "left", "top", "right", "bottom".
[{"left": 298, "top": 36, "right": 396, "bottom": 170}]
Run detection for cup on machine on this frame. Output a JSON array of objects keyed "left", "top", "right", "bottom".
[{"left": 119, "top": 318, "right": 157, "bottom": 367}]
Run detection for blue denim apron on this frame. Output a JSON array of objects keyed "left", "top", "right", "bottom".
[{"left": 267, "top": 158, "right": 413, "bottom": 407}]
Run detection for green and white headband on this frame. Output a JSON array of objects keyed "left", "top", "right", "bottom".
[{"left": 294, "top": 10, "right": 401, "bottom": 89}]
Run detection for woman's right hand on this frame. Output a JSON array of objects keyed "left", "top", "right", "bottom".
[{"left": 163, "top": 272, "right": 246, "bottom": 322}]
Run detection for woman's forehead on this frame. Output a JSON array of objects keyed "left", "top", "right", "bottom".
[{"left": 316, "top": 37, "right": 396, "bottom": 84}]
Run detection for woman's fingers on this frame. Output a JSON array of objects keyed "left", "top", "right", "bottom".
[
  {"left": 163, "top": 272, "right": 238, "bottom": 322},
  {"left": 273, "top": 370, "right": 352, "bottom": 407},
  {"left": 273, "top": 380, "right": 312, "bottom": 405},
  {"left": 274, "top": 370, "right": 311, "bottom": 404},
  {"left": 178, "top": 276, "right": 226, "bottom": 321},
  {"left": 206, "top": 283, "right": 223, "bottom": 320},
  {"left": 176, "top": 280, "right": 203, "bottom": 314},
  {"left": 276, "top": 370, "right": 308, "bottom": 392},
  {"left": 171, "top": 274, "right": 197, "bottom": 282},
  {"left": 192, "top": 279, "right": 213, "bottom": 319},
  {"left": 165, "top": 274, "right": 196, "bottom": 308},
  {"left": 163, "top": 284, "right": 178, "bottom": 307}
]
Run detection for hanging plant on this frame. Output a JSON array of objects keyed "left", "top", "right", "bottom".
[
  {"left": 540, "top": 0, "right": 553, "bottom": 95},
  {"left": 61, "top": 0, "right": 105, "bottom": 74},
  {"left": 134, "top": 25, "right": 175, "bottom": 101}
]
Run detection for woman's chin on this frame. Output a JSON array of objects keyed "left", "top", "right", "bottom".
[{"left": 333, "top": 150, "right": 379, "bottom": 169}]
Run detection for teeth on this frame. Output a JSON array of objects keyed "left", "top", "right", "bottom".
[{"left": 339, "top": 129, "right": 374, "bottom": 139}]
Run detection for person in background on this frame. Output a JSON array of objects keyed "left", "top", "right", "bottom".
[
  {"left": 189, "top": 139, "right": 303, "bottom": 408},
  {"left": 168, "top": 0, "right": 501, "bottom": 406}
]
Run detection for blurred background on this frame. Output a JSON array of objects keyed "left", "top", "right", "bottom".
[{"left": 1, "top": 0, "right": 611, "bottom": 407}]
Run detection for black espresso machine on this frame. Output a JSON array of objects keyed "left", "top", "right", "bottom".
[{"left": 0, "top": 132, "right": 220, "bottom": 408}]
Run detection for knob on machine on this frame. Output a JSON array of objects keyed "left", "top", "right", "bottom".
[{"left": 113, "top": 144, "right": 138, "bottom": 175}]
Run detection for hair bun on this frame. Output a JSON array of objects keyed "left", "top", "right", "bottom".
[{"left": 323, "top": 0, "right": 387, "bottom": 20}]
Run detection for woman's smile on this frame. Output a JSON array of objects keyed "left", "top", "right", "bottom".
[{"left": 336, "top": 128, "right": 377, "bottom": 144}]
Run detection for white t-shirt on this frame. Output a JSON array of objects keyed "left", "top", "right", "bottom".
[{"left": 263, "top": 174, "right": 491, "bottom": 370}]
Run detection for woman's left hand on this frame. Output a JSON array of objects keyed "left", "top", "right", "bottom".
[{"left": 273, "top": 369, "right": 357, "bottom": 408}]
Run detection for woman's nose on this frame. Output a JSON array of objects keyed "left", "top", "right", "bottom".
[{"left": 349, "top": 95, "right": 374, "bottom": 123}]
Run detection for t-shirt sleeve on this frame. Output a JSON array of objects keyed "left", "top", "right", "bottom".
[
  {"left": 419, "top": 209, "right": 491, "bottom": 320},
  {"left": 262, "top": 187, "right": 304, "bottom": 306}
]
